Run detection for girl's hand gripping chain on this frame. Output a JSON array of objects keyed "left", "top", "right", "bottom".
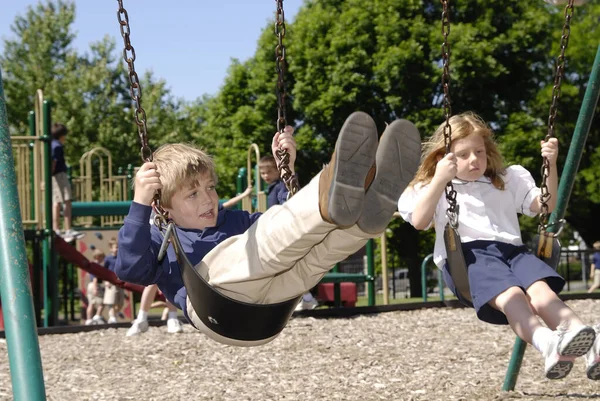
[{"left": 433, "top": 153, "right": 458, "bottom": 185}]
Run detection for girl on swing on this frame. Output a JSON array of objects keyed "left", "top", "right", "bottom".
[
  {"left": 398, "top": 112, "right": 600, "bottom": 380},
  {"left": 115, "top": 111, "right": 421, "bottom": 346}
]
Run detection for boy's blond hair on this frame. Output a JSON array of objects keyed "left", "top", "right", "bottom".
[
  {"left": 593, "top": 241, "right": 600, "bottom": 250},
  {"left": 152, "top": 143, "right": 217, "bottom": 208},
  {"left": 411, "top": 112, "right": 506, "bottom": 190}
]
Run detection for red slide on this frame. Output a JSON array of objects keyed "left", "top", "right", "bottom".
[{"left": 54, "top": 235, "right": 165, "bottom": 301}]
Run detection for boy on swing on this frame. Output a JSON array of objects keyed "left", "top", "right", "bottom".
[{"left": 115, "top": 112, "right": 421, "bottom": 345}]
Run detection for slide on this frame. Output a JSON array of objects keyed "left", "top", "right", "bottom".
[{"left": 54, "top": 235, "right": 165, "bottom": 300}]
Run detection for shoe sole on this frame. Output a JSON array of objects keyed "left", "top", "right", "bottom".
[
  {"left": 328, "top": 111, "right": 378, "bottom": 227},
  {"left": 587, "top": 359, "right": 600, "bottom": 380},
  {"left": 546, "top": 359, "right": 574, "bottom": 380},
  {"left": 560, "top": 326, "right": 596, "bottom": 357},
  {"left": 357, "top": 119, "right": 421, "bottom": 234}
]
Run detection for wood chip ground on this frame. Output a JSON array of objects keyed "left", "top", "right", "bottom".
[{"left": 1, "top": 299, "right": 600, "bottom": 400}]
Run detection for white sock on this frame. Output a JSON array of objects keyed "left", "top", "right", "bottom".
[
  {"left": 167, "top": 311, "right": 178, "bottom": 321},
  {"left": 303, "top": 293, "right": 315, "bottom": 302},
  {"left": 137, "top": 310, "right": 148, "bottom": 322},
  {"left": 532, "top": 327, "right": 554, "bottom": 354},
  {"left": 108, "top": 309, "right": 115, "bottom": 318}
]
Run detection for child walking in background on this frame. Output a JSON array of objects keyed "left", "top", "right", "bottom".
[
  {"left": 103, "top": 238, "right": 126, "bottom": 324},
  {"left": 86, "top": 249, "right": 106, "bottom": 325},
  {"left": 398, "top": 112, "right": 600, "bottom": 380}
]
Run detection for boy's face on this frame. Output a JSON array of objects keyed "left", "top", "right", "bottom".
[
  {"left": 110, "top": 243, "right": 118, "bottom": 256},
  {"left": 94, "top": 255, "right": 105, "bottom": 264},
  {"left": 165, "top": 172, "right": 219, "bottom": 230},
  {"left": 259, "top": 164, "right": 279, "bottom": 185},
  {"left": 58, "top": 135, "right": 67, "bottom": 145}
]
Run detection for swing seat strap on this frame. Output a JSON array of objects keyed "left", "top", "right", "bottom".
[
  {"left": 444, "top": 224, "right": 473, "bottom": 304},
  {"left": 163, "top": 223, "right": 301, "bottom": 342}
]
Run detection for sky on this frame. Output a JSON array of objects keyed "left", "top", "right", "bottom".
[{"left": 0, "top": 0, "right": 305, "bottom": 101}]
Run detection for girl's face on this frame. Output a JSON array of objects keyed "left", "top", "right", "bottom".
[{"left": 451, "top": 134, "right": 487, "bottom": 181}]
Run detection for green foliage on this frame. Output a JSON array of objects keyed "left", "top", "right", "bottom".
[{"left": 2, "top": 0, "right": 600, "bottom": 267}]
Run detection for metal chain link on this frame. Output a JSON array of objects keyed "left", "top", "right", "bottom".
[
  {"left": 274, "top": 0, "right": 300, "bottom": 197},
  {"left": 440, "top": 0, "right": 459, "bottom": 228},
  {"left": 539, "top": 0, "right": 575, "bottom": 230},
  {"left": 117, "top": 0, "right": 167, "bottom": 224}
]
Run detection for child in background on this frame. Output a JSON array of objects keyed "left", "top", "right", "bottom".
[
  {"left": 103, "top": 238, "right": 126, "bottom": 324},
  {"left": 398, "top": 112, "right": 599, "bottom": 380},
  {"left": 86, "top": 249, "right": 106, "bottom": 325},
  {"left": 50, "top": 123, "right": 84, "bottom": 242}
]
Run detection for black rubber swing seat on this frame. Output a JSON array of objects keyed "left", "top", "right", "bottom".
[{"left": 165, "top": 222, "right": 301, "bottom": 346}]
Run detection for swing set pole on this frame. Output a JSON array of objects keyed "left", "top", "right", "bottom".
[
  {"left": 0, "top": 71, "right": 47, "bottom": 399},
  {"left": 503, "top": 44, "right": 600, "bottom": 392}
]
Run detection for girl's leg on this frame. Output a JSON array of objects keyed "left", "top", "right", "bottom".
[
  {"left": 526, "top": 280, "right": 585, "bottom": 330},
  {"left": 488, "top": 286, "right": 544, "bottom": 344}
]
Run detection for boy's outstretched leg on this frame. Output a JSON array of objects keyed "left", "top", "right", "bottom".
[
  {"left": 319, "top": 111, "right": 378, "bottom": 227},
  {"left": 197, "top": 111, "right": 378, "bottom": 304},
  {"left": 358, "top": 119, "right": 421, "bottom": 234}
]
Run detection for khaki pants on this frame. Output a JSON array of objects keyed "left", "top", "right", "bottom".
[{"left": 187, "top": 173, "right": 378, "bottom": 335}]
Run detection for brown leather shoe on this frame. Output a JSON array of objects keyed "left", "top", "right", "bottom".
[
  {"left": 357, "top": 119, "right": 421, "bottom": 234},
  {"left": 319, "top": 111, "right": 378, "bottom": 227}
]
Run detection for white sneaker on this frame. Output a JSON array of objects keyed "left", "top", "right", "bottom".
[
  {"left": 544, "top": 325, "right": 596, "bottom": 379},
  {"left": 92, "top": 315, "right": 105, "bottom": 324},
  {"left": 585, "top": 324, "right": 600, "bottom": 380},
  {"left": 85, "top": 319, "right": 93, "bottom": 326},
  {"left": 294, "top": 297, "right": 319, "bottom": 312},
  {"left": 64, "top": 229, "right": 85, "bottom": 241},
  {"left": 108, "top": 316, "right": 118, "bottom": 324},
  {"left": 167, "top": 318, "right": 183, "bottom": 334},
  {"left": 126, "top": 319, "right": 149, "bottom": 336}
]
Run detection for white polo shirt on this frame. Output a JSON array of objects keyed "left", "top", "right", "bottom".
[{"left": 398, "top": 165, "right": 541, "bottom": 268}]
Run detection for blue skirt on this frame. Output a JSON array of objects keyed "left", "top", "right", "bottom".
[{"left": 442, "top": 240, "right": 565, "bottom": 325}]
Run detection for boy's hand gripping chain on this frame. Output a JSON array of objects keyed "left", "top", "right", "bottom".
[
  {"left": 275, "top": 0, "right": 300, "bottom": 198},
  {"left": 117, "top": 0, "right": 168, "bottom": 230}
]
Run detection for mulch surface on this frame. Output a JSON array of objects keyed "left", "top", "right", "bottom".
[{"left": 2, "top": 299, "right": 600, "bottom": 400}]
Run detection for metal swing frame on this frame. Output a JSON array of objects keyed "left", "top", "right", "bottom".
[{"left": 116, "top": 0, "right": 301, "bottom": 345}]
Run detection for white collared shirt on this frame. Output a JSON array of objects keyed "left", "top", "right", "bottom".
[{"left": 398, "top": 165, "right": 540, "bottom": 268}]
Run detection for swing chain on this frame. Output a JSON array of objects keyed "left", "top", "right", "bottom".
[
  {"left": 539, "top": 0, "right": 574, "bottom": 230},
  {"left": 117, "top": 0, "right": 168, "bottom": 227},
  {"left": 441, "top": 0, "right": 459, "bottom": 227},
  {"left": 275, "top": 0, "right": 300, "bottom": 196}
]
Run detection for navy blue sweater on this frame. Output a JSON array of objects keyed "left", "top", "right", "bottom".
[
  {"left": 114, "top": 202, "right": 261, "bottom": 320},
  {"left": 266, "top": 180, "right": 289, "bottom": 208}
]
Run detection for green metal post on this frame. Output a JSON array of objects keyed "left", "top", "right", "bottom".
[
  {"left": 366, "top": 239, "right": 375, "bottom": 306},
  {"left": 0, "top": 69, "right": 47, "bottom": 400},
  {"left": 41, "top": 100, "right": 56, "bottom": 327},
  {"left": 503, "top": 45, "right": 600, "bottom": 392},
  {"left": 421, "top": 254, "right": 433, "bottom": 302}
]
